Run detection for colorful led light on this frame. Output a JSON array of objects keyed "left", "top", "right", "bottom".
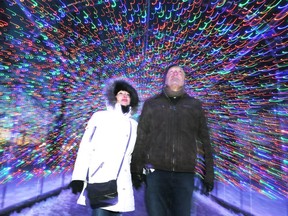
[{"left": 0, "top": 0, "right": 287, "bottom": 200}]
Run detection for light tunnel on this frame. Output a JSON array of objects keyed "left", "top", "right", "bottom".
[{"left": 0, "top": 0, "right": 287, "bottom": 215}]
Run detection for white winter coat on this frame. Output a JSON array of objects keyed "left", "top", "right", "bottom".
[{"left": 71, "top": 103, "right": 137, "bottom": 212}]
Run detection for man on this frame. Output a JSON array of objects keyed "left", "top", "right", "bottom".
[{"left": 131, "top": 64, "right": 214, "bottom": 216}]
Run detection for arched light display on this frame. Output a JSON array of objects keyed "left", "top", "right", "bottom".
[{"left": 0, "top": 0, "right": 287, "bottom": 200}]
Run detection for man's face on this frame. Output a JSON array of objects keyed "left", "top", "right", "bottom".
[{"left": 165, "top": 66, "right": 185, "bottom": 90}]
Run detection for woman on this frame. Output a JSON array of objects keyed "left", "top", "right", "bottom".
[{"left": 70, "top": 79, "right": 139, "bottom": 216}]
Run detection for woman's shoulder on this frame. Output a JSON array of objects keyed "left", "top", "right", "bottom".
[
  {"left": 129, "top": 118, "right": 138, "bottom": 127},
  {"left": 91, "top": 110, "right": 109, "bottom": 117},
  {"left": 87, "top": 110, "right": 110, "bottom": 124}
]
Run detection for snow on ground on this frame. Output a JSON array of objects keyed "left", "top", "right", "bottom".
[{"left": 9, "top": 187, "right": 240, "bottom": 216}]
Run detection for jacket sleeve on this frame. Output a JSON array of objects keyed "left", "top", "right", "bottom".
[
  {"left": 71, "top": 114, "right": 97, "bottom": 181},
  {"left": 197, "top": 102, "right": 215, "bottom": 184},
  {"left": 131, "top": 101, "right": 151, "bottom": 173}
]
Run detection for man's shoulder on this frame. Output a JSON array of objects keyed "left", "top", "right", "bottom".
[
  {"left": 146, "top": 92, "right": 163, "bottom": 101},
  {"left": 142, "top": 94, "right": 163, "bottom": 106},
  {"left": 183, "top": 93, "right": 201, "bottom": 102},
  {"left": 183, "top": 96, "right": 205, "bottom": 111}
]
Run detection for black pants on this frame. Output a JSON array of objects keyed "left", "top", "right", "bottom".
[{"left": 145, "top": 170, "right": 195, "bottom": 216}]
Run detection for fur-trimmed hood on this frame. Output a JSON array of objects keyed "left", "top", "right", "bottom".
[{"left": 105, "top": 79, "right": 139, "bottom": 114}]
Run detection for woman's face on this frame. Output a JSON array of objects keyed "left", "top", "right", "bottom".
[{"left": 116, "top": 90, "right": 131, "bottom": 106}]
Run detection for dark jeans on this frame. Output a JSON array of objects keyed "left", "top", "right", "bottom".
[
  {"left": 91, "top": 208, "right": 121, "bottom": 216},
  {"left": 145, "top": 170, "right": 195, "bottom": 216}
]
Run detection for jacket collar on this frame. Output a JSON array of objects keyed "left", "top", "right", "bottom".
[
  {"left": 107, "top": 103, "right": 131, "bottom": 117},
  {"left": 163, "top": 86, "right": 185, "bottom": 97}
]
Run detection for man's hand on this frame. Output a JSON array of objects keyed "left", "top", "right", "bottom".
[
  {"left": 201, "top": 181, "right": 214, "bottom": 195},
  {"left": 131, "top": 173, "right": 146, "bottom": 190},
  {"left": 69, "top": 180, "right": 84, "bottom": 194}
]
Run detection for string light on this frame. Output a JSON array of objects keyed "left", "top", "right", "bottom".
[{"left": 0, "top": 0, "right": 287, "bottom": 200}]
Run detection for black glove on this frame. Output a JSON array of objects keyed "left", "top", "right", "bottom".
[
  {"left": 69, "top": 180, "right": 84, "bottom": 194},
  {"left": 201, "top": 180, "right": 214, "bottom": 195},
  {"left": 131, "top": 173, "right": 145, "bottom": 190}
]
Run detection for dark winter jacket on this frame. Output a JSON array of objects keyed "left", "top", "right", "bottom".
[{"left": 131, "top": 91, "right": 214, "bottom": 184}]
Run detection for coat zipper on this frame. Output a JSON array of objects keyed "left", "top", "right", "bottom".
[{"left": 164, "top": 92, "right": 177, "bottom": 172}]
